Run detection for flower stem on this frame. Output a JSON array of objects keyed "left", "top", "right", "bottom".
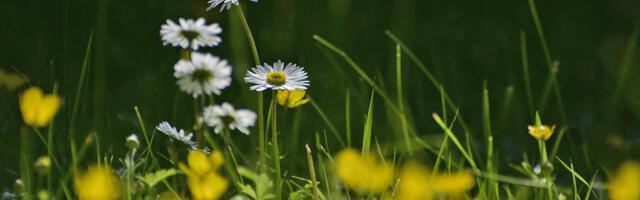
[
  {"left": 237, "top": 4, "right": 265, "bottom": 171},
  {"left": 271, "top": 91, "right": 282, "bottom": 200},
  {"left": 305, "top": 144, "right": 319, "bottom": 200}
]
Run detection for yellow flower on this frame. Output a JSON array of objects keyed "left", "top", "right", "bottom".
[
  {"left": 527, "top": 125, "right": 556, "bottom": 140},
  {"left": 19, "top": 87, "right": 60, "bottom": 127},
  {"left": 277, "top": 89, "right": 310, "bottom": 108},
  {"left": 396, "top": 162, "right": 433, "bottom": 200},
  {"left": 608, "top": 160, "right": 640, "bottom": 200},
  {"left": 73, "top": 165, "right": 120, "bottom": 200},
  {"left": 336, "top": 148, "right": 393, "bottom": 193},
  {"left": 432, "top": 170, "right": 475, "bottom": 197},
  {"left": 179, "top": 150, "right": 228, "bottom": 200}
]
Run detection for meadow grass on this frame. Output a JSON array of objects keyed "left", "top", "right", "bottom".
[{"left": 2, "top": 1, "right": 640, "bottom": 200}]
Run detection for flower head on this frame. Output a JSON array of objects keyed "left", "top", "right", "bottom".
[
  {"left": 175, "top": 52, "right": 232, "bottom": 98},
  {"left": 206, "top": 0, "right": 258, "bottom": 12},
  {"left": 73, "top": 165, "right": 120, "bottom": 200},
  {"left": 20, "top": 87, "right": 61, "bottom": 127},
  {"left": 608, "top": 160, "right": 640, "bottom": 200},
  {"left": 160, "top": 18, "right": 222, "bottom": 50},
  {"left": 125, "top": 134, "right": 140, "bottom": 150},
  {"left": 34, "top": 156, "right": 52, "bottom": 176},
  {"left": 202, "top": 102, "right": 257, "bottom": 135},
  {"left": 432, "top": 170, "right": 475, "bottom": 197},
  {"left": 335, "top": 148, "right": 394, "bottom": 193},
  {"left": 397, "top": 162, "right": 433, "bottom": 200},
  {"left": 277, "top": 89, "right": 310, "bottom": 108},
  {"left": 156, "top": 121, "right": 197, "bottom": 148},
  {"left": 244, "top": 60, "right": 310, "bottom": 91},
  {"left": 528, "top": 125, "right": 556, "bottom": 140},
  {"left": 179, "top": 150, "right": 228, "bottom": 200}
]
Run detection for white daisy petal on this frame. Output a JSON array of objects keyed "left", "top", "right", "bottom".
[
  {"left": 160, "top": 18, "right": 222, "bottom": 50},
  {"left": 206, "top": 0, "right": 258, "bottom": 12},
  {"left": 174, "top": 52, "right": 232, "bottom": 98},
  {"left": 244, "top": 61, "right": 310, "bottom": 91},
  {"left": 202, "top": 102, "right": 257, "bottom": 135},
  {"left": 155, "top": 121, "right": 196, "bottom": 147}
]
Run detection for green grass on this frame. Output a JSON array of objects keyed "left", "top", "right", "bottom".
[{"left": 1, "top": 0, "right": 639, "bottom": 199}]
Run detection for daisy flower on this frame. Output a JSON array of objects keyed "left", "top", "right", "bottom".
[
  {"left": 156, "top": 121, "right": 197, "bottom": 147},
  {"left": 202, "top": 102, "right": 257, "bottom": 135},
  {"left": 206, "top": 0, "right": 258, "bottom": 12},
  {"left": 174, "top": 52, "right": 232, "bottom": 98},
  {"left": 244, "top": 60, "right": 310, "bottom": 91},
  {"left": 160, "top": 18, "right": 222, "bottom": 50}
]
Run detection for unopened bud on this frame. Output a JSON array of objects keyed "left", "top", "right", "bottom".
[
  {"left": 13, "top": 179, "right": 24, "bottom": 194},
  {"left": 34, "top": 156, "right": 51, "bottom": 175},
  {"left": 541, "top": 161, "right": 554, "bottom": 175},
  {"left": 125, "top": 134, "right": 140, "bottom": 150}
]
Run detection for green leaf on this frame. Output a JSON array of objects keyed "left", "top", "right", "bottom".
[{"left": 136, "top": 169, "right": 179, "bottom": 188}]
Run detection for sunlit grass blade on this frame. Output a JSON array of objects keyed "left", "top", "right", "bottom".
[
  {"left": 362, "top": 89, "right": 375, "bottom": 155},
  {"left": 396, "top": 44, "right": 413, "bottom": 155},
  {"left": 432, "top": 113, "right": 477, "bottom": 170},
  {"left": 555, "top": 157, "right": 591, "bottom": 187}
]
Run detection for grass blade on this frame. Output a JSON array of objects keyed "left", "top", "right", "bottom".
[
  {"left": 309, "top": 98, "right": 346, "bottom": 147},
  {"left": 70, "top": 31, "right": 94, "bottom": 128},
  {"left": 362, "top": 89, "right": 375, "bottom": 155},
  {"left": 520, "top": 30, "right": 534, "bottom": 117},
  {"left": 396, "top": 44, "right": 413, "bottom": 155}
]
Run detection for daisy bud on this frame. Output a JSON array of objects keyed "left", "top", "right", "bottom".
[
  {"left": 34, "top": 156, "right": 52, "bottom": 176},
  {"left": 125, "top": 134, "right": 140, "bottom": 150},
  {"left": 14, "top": 179, "right": 24, "bottom": 195}
]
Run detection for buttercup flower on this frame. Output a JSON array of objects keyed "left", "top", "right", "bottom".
[
  {"left": 19, "top": 87, "right": 61, "bottom": 127},
  {"left": 432, "top": 170, "right": 475, "bottom": 197},
  {"left": 156, "top": 121, "right": 197, "bottom": 148},
  {"left": 608, "top": 160, "right": 640, "bottom": 200},
  {"left": 396, "top": 162, "right": 433, "bottom": 200},
  {"left": 206, "top": 0, "right": 258, "bottom": 12},
  {"left": 335, "top": 148, "right": 394, "bottom": 193},
  {"left": 73, "top": 165, "right": 120, "bottom": 200},
  {"left": 175, "top": 52, "right": 232, "bottom": 98},
  {"left": 277, "top": 89, "right": 310, "bottom": 108},
  {"left": 244, "top": 60, "right": 310, "bottom": 91},
  {"left": 528, "top": 125, "right": 556, "bottom": 140},
  {"left": 179, "top": 150, "right": 228, "bottom": 200},
  {"left": 160, "top": 18, "right": 222, "bottom": 50},
  {"left": 202, "top": 102, "right": 257, "bottom": 135}
]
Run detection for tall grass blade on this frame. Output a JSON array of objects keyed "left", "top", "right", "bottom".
[
  {"left": 70, "top": 31, "right": 94, "bottom": 128},
  {"left": 396, "top": 44, "right": 413, "bottom": 155},
  {"left": 362, "top": 89, "right": 375, "bottom": 155},
  {"left": 345, "top": 88, "right": 352, "bottom": 147},
  {"left": 520, "top": 30, "right": 534, "bottom": 117},
  {"left": 309, "top": 98, "right": 346, "bottom": 147}
]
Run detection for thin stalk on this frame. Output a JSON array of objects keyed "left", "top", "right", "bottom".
[
  {"left": 271, "top": 91, "right": 282, "bottom": 200},
  {"left": 520, "top": 31, "right": 534, "bottom": 117},
  {"left": 236, "top": 4, "right": 265, "bottom": 170},
  {"left": 432, "top": 113, "right": 478, "bottom": 171},
  {"left": 47, "top": 84, "right": 58, "bottom": 192},
  {"left": 305, "top": 144, "right": 319, "bottom": 200},
  {"left": 396, "top": 44, "right": 413, "bottom": 155},
  {"left": 345, "top": 88, "right": 351, "bottom": 147}
]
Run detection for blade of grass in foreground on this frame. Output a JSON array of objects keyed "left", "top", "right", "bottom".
[
  {"left": 432, "top": 113, "right": 477, "bottom": 171},
  {"left": 345, "top": 88, "right": 352, "bottom": 147},
  {"left": 396, "top": 44, "right": 413, "bottom": 156},
  {"left": 362, "top": 89, "right": 375, "bottom": 155}
]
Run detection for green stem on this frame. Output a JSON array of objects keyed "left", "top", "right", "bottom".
[
  {"left": 237, "top": 3, "right": 265, "bottom": 171},
  {"left": 396, "top": 44, "right": 413, "bottom": 156},
  {"left": 272, "top": 91, "right": 282, "bottom": 200}
]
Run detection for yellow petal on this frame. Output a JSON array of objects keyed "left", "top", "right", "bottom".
[
  {"left": 187, "top": 150, "right": 212, "bottom": 175},
  {"left": 34, "top": 94, "right": 60, "bottom": 127},
  {"left": 277, "top": 90, "right": 290, "bottom": 106},
  {"left": 178, "top": 162, "right": 194, "bottom": 176},
  {"left": 289, "top": 97, "right": 310, "bottom": 108},
  {"left": 20, "top": 87, "right": 44, "bottom": 126},
  {"left": 209, "top": 151, "right": 224, "bottom": 170}
]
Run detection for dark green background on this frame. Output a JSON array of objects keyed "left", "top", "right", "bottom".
[{"left": 1, "top": 0, "right": 639, "bottom": 189}]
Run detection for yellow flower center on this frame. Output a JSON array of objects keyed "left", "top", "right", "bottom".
[{"left": 266, "top": 71, "right": 287, "bottom": 86}]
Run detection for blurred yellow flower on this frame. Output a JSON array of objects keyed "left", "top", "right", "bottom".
[
  {"left": 34, "top": 156, "right": 52, "bottom": 176},
  {"left": 608, "top": 160, "right": 640, "bottom": 200},
  {"left": 527, "top": 125, "right": 556, "bottom": 140},
  {"left": 277, "top": 89, "right": 310, "bottom": 108},
  {"left": 336, "top": 148, "right": 394, "bottom": 193},
  {"left": 179, "top": 150, "right": 228, "bottom": 200},
  {"left": 396, "top": 162, "right": 433, "bottom": 200},
  {"left": 432, "top": 170, "right": 475, "bottom": 197},
  {"left": 19, "top": 87, "right": 60, "bottom": 127},
  {"left": 73, "top": 165, "right": 120, "bottom": 200}
]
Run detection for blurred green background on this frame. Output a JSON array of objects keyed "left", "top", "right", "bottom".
[{"left": 1, "top": 0, "right": 640, "bottom": 188}]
